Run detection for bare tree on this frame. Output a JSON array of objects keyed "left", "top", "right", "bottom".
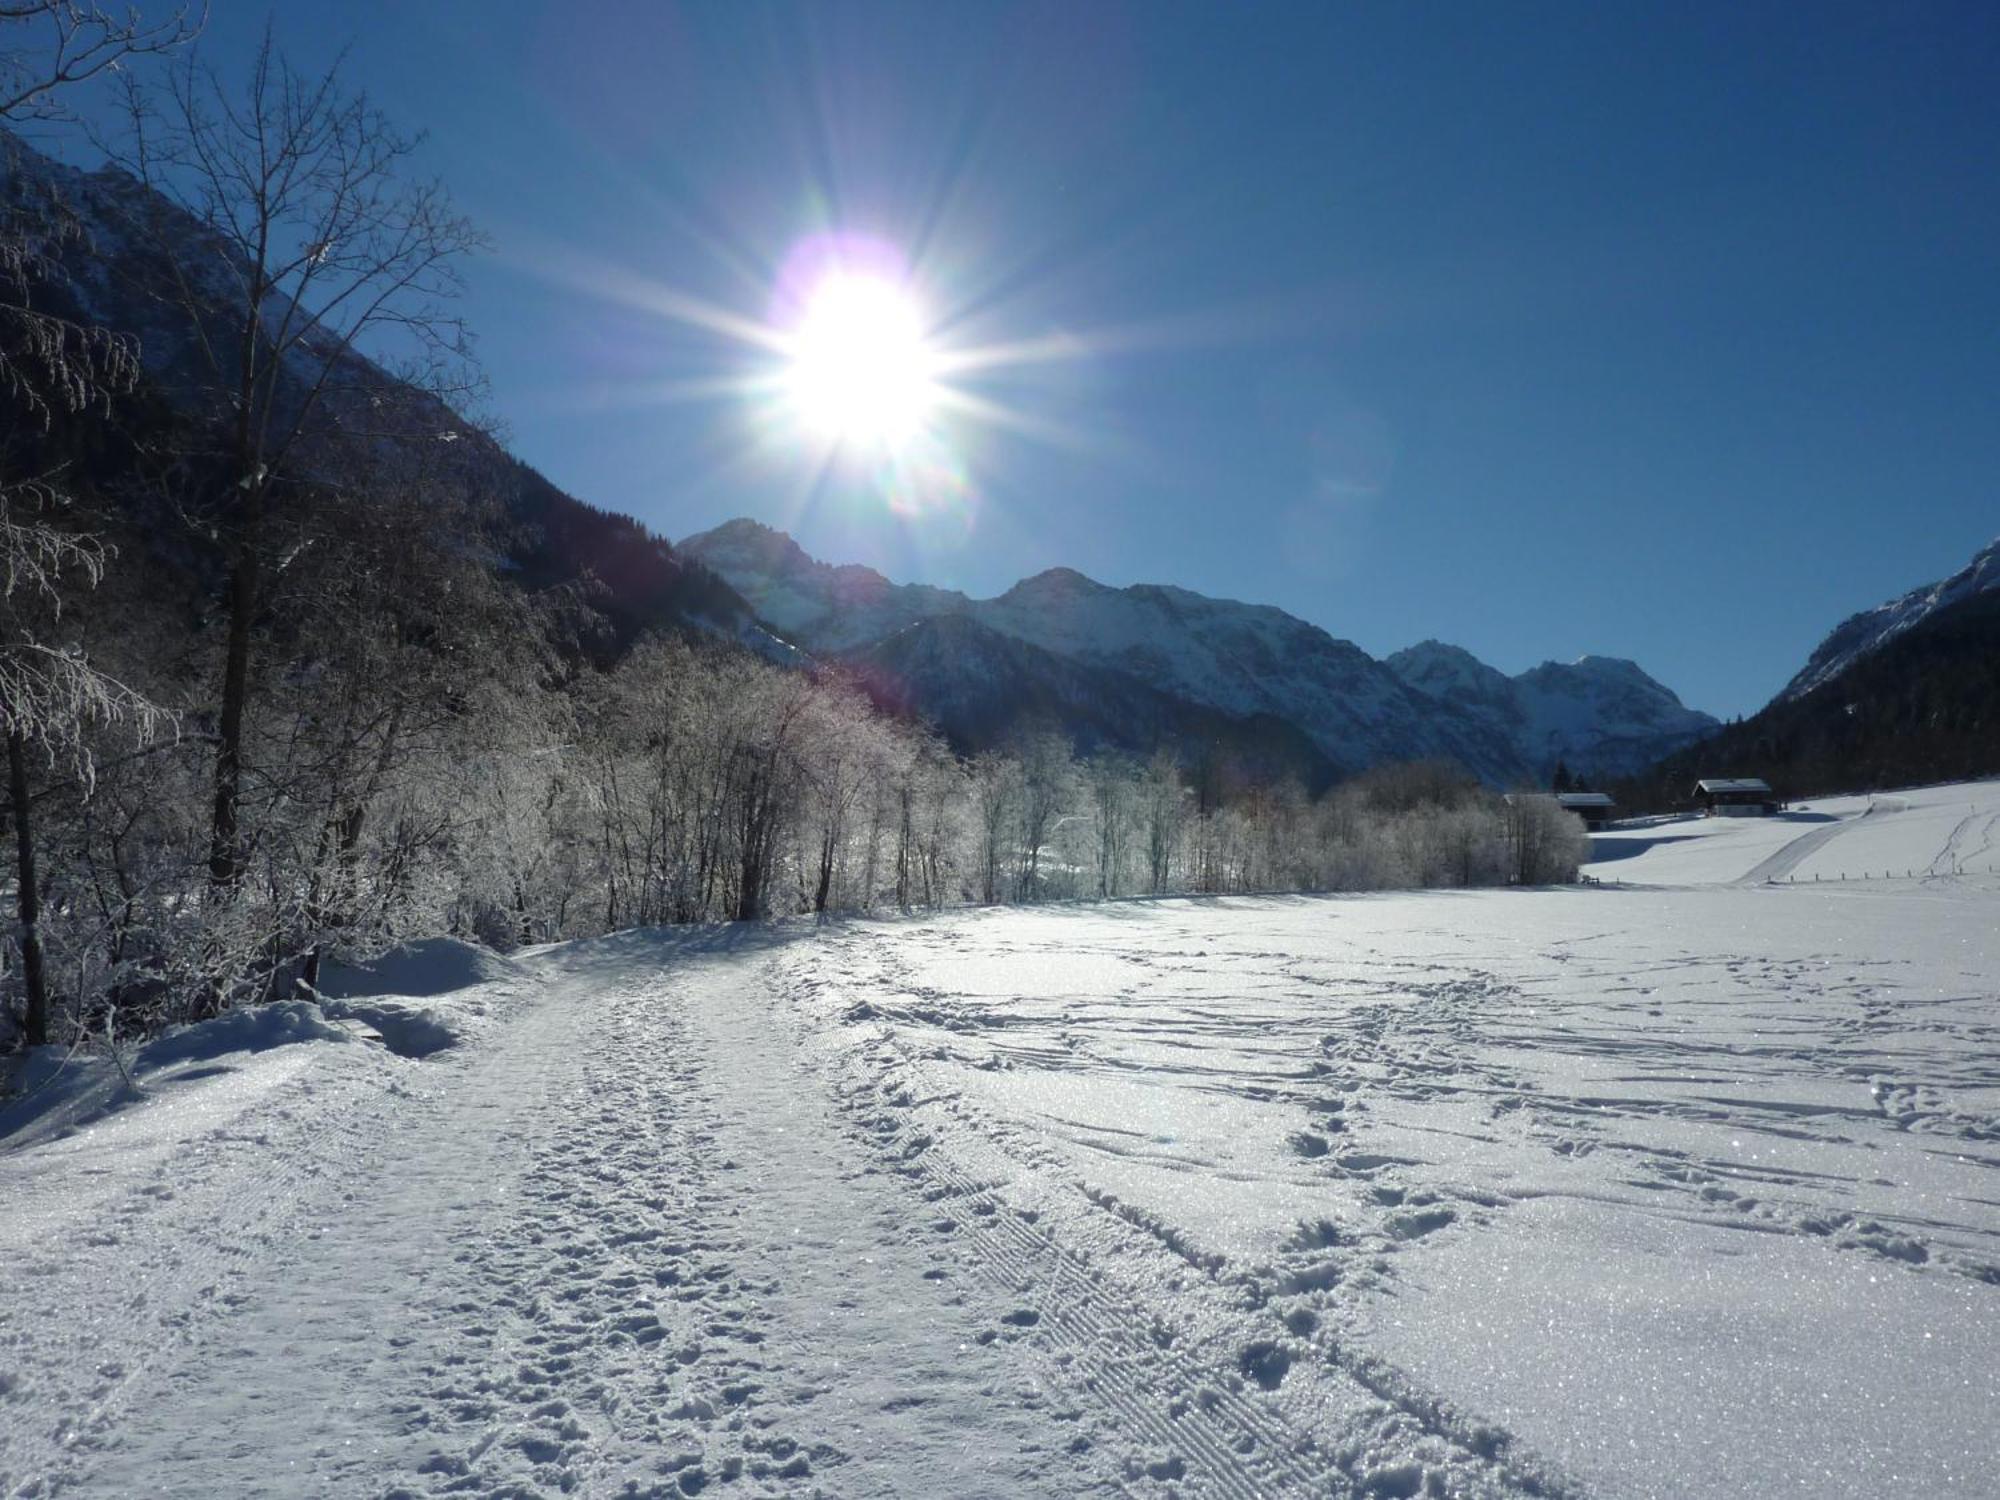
[
  {"left": 1012, "top": 730, "right": 1072, "bottom": 901},
  {"left": 970, "top": 752, "right": 1017, "bottom": 905},
  {"left": 2, "top": 2, "right": 186, "bottom": 1046},
  {"left": 1, "top": 1, "right": 196, "bottom": 124},
  {"left": 728, "top": 670, "right": 811, "bottom": 921},
  {"left": 106, "top": 28, "right": 484, "bottom": 890}
]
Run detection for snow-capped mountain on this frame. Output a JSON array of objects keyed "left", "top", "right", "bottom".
[
  {"left": 1512, "top": 657, "right": 1719, "bottom": 776},
  {"left": 684, "top": 519, "right": 1713, "bottom": 781},
  {"left": 1779, "top": 536, "right": 2000, "bottom": 703},
  {"left": 685, "top": 520, "right": 1530, "bottom": 778},
  {"left": 672, "top": 517, "right": 965, "bottom": 653},
  {"left": 1378, "top": 642, "right": 1525, "bottom": 736},
  {"left": 1385, "top": 642, "right": 1718, "bottom": 780},
  {"left": 848, "top": 614, "right": 1339, "bottom": 786}
]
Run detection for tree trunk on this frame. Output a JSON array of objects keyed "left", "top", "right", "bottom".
[
  {"left": 813, "top": 826, "right": 835, "bottom": 914},
  {"left": 9, "top": 730, "right": 50, "bottom": 1047},
  {"left": 209, "top": 507, "right": 263, "bottom": 888},
  {"left": 735, "top": 822, "right": 765, "bottom": 922}
]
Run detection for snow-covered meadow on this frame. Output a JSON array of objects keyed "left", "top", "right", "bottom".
[{"left": 3, "top": 783, "right": 1997, "bottom": 1498}]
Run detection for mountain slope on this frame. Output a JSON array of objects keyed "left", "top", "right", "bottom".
[
  {"left": 846, "top": 614, "right": 1340, "bottom": 788},
  {"left": 973, "top": 567, "right": 1517, "bottom": 775},
  {"left": 1621, "top": 583, "right": 2000, "bottom": 805},
  {"left": 1779, "top": 536, "right": 2000, "bottom": 703},
  {"left": 675, "top": 517, "right": 966, "bottom": 653},
  {"left": 1, "top": 129, "right": 776, "bottom": 663}
]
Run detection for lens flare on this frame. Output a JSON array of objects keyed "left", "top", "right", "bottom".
[{"left": 875, "top": 430, "right": 977, "bottom": 538}]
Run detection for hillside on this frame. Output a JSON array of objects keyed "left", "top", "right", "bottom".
[
  {"left": 1780, "top": 536, "right": 2000, "bottom": 702},
  {"left": 0, "top": 128, "right": 774, "bottom": 663}
]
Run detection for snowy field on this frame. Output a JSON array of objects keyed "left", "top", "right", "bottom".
[
  {"left": 1581, "top": 779, "right": 2000, "bottom": 887},
  {"left": 3, "top": 784, "right": 1998, "bottom": 1498}
]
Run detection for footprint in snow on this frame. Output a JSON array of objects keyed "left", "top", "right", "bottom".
[{"left": 1383, "top": 1205, "right": 1457, "bottom": 1241}]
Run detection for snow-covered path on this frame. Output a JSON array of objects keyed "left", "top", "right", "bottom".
[{"left": 7, "top": 935, "right": 1122, "bottom": 1499}]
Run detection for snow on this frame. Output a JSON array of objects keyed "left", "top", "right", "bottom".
[
  {"left": 312, "top": 937, "right": 528, "bottom": 1057},
  {"left": 1367, "top": 1195, "right": 1993, "bottom": 1498},
  {"left": 5, "top": 787, "right": 1998, "bottom": 1497}
]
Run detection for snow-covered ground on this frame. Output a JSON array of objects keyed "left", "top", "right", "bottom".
[
  {"left": 5, "top": 786, "right": 1998, "bottom": 1498},
  {"left": 1582, "top": 779, "right": 2000, "bottom": 887}
]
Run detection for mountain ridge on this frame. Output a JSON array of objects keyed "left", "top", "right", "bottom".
[{"left": 684, "top": 518, "right": 1716, "bottom": 782}]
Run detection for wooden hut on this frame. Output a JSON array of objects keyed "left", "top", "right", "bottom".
[
  {"left": 1693, "top": 777, "right": 1777, "bottom": 816},
  {"left": 1555, "top": 791, "right": 1617, "bottom": 829}
]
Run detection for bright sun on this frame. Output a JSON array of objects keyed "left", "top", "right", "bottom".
[{"left": 783, "top": 274, "right": 938, "bottom": 450}]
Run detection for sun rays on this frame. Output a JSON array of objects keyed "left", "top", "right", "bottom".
[{"left": 509, "top": 215, "right": 1174, "bottom": 540}]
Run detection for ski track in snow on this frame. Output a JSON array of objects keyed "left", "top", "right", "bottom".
[
  {"left": 4, "top": 781, "right": 1998, "bottom": 1499},
  {"left": 1733, "top": 801, "right": 1890, "bottom": 886}
]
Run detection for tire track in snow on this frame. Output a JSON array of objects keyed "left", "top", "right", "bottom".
[{"left": 842, "top": 1069, "right": 1325, "bottom": 1497}]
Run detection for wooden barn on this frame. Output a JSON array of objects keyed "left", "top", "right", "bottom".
[
  {"left": 1693, "top": 777, "right": 1777, "bottom": 816},
  {"left": 1555, "top": 791, "right": 1617, "bottom": 829}
]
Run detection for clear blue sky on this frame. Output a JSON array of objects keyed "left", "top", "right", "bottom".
[{"left": 144, "top": 3, "right": 2000, "bottom": 716}]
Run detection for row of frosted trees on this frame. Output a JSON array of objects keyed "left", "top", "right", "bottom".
[{"left": 493, "top": 645, "right": 1588, "bottom": 940}]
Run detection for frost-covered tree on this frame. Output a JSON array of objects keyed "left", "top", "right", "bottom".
[
  {"left": 106, "top": 29, "right": 484, "bottom": 890},
  {"left": 1011, "top": 731, "right": 1073, "bottom": 901},
  {"left": 796, "top": 676, "right": 879, "bottom": 915},
  {"left": 272, "top": 420, "right": 544, "bottom": 988},
  {"left": 1503, "top": 794, "right": 1587, "bottom": 885},
  {"left": 1, "top": 1, "right": 189, "bottom": 1045}
]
